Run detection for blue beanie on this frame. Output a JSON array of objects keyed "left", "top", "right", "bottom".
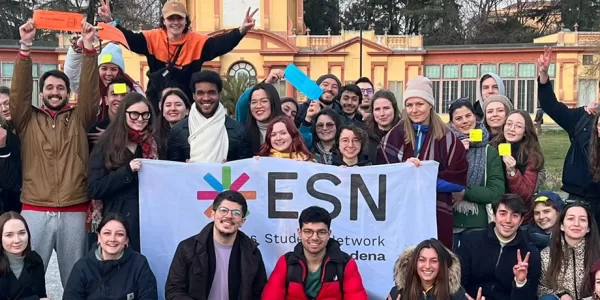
[
  {"left": 98, "top": 43, "right": 126, "bottom": 71},
  {"left": 533, "top": 191, "right": 565, "bottom": 212}
]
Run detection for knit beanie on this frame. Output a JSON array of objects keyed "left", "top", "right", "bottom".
[
  {"left": 483, "top": 95, "right": 514, "bottom": 114},
  {"left": 316, "top": 74, "right": 341, "bottom": 91},
  {"left": 98, "top": 43, "right": 126, "bottom": 71},
  {"left": 403, "top": 76, "right": 435, "bottom": 107}
]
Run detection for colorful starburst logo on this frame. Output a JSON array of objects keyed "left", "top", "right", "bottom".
[{"left": 197, "top": 166, "right": 256, "bottom": 217}]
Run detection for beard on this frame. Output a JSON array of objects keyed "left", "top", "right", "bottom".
[{"left": 43, "top": 94, "right": 68, "bottom": 111}]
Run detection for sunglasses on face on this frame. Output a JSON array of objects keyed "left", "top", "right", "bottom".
[{"left": 126, "top": 111, "right": 151, "bottom": 120}]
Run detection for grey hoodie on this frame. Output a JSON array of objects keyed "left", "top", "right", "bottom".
[{"left": 474, "top": 72, "right": 506, "bottom": 120}]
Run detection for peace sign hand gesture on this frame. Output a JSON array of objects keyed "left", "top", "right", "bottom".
[
  {"left": 466, "top": 287, "right": 486, "bottom": 300},
  {"left": 240, "top": 7, "right": 258, "bottom": 35},
  {"left": 98, "top": 0, "right": 113, "bottom": 22},
  {"left": 537, "top": 46, "right": 552, "bottom": 84},
  {"left": 513, "top": 249, "right": 530, "bottom": 284}
]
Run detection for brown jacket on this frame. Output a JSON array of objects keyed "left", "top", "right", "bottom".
[{"left": 10, "top": 53, "right": 98, "bottom": 207}]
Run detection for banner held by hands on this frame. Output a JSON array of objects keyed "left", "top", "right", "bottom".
[{"left": 33, "top": 10, "right": 83, "bottom": 32}]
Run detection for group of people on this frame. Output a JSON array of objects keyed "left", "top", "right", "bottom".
[{"left": 1, "top": 0, "right": 600, "bottom": 298}]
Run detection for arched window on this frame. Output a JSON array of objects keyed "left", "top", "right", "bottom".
[{"left": 228, "top": 61, "right": 257, "bottom": 81}]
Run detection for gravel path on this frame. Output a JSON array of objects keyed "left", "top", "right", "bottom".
[{"left": 46, "top": 251, "right": 64, "bottom": 299}]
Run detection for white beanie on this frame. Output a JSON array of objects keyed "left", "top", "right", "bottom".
[{"left": 403, "top": 76, "right": 435, "bottom": 107}]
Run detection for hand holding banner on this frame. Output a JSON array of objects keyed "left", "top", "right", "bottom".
[{"left": 32, "top": 10, "right": 129, "bottom": 49}]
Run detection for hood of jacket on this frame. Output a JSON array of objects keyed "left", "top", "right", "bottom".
[
  {"left": 479, "top": 72, "right": 506, "bottom": 100},
  {"left": 393, "top": 245, "right": 462, "bottom": 294}
]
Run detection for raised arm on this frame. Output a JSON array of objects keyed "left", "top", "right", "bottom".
[
  {"left": 9, "top": 20, "right": 36, "bottom": 134},
  {"left": 98, "top": 0, "right": 150, "bottom": 56},
  {"left": 537, "top": 47, "right": 585, "bottom": 135},
  {"left": 76, "top": 21, "right": 101, "bottom": 130},
  {"left": 63, "top": 40, "right": 84, "bottom": 94}
]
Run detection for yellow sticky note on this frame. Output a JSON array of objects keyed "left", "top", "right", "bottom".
[
  {"left": 498, "top": 143, "right": 512, "bottom": 156},
  {"left": 469, "top": 129, "right": 483, "bottom": 142},
  {"left": 100, "top": 53, "right": 113, "bottom": 64},
  {"left": 113, "top": 83, "right": 127, "bottom": 94}
]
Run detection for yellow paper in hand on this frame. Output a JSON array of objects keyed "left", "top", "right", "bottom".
[
  {"left": 100, "top": 53, "right": 113, "bottom": 64},
  {"left": 113, "top": 83, "right": 127, "bottom": 94},
  {"left": 498, "top": 143, "right": 512, "bottom": 156},
  {"left": 469, "top": 129, "right": 483, "bottom": 142}
]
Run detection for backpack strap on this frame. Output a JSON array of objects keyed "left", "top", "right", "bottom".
[{"left": 284, "top": 253, "right": 296, "bottom": 298}]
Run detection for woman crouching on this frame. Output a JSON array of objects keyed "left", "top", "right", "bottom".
[
  {"left": 64, "top": 213, "right": 158, "bottom": 299},
  {"left": 388, "top": 238, "right": 467, "bottom": 300}
]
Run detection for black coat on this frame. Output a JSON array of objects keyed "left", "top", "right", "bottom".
[
  {"left": 0, "top": 251, "right": 46, "bottom": 300},
  {"left": 64, "top": 247, "right": 158, "bottom": 300},
  {"left": 165, "top": 222, "right": 267, "bottom": 300},
  {"left": 456, "top": 222, "right": 541, "bottom": 300},
  {"left": 538, "top": 79, "right": 599, "bottom": 200},
  {"left": 87, "top": 141, "right": 164, "bottom": 252},
  {"left": 167, "top": 116, "right": 251, "bottom": 162},
  {"left": 0, "top": 127, "right": 22, "bottom": 213}
]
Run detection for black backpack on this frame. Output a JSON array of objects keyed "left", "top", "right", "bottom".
[{"left": 284, "top": 252, "right": 347, "bottom": 298}]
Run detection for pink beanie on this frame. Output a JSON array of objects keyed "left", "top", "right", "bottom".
[{"left": 403, "top": 76, "right": 435, "bottom": 107}]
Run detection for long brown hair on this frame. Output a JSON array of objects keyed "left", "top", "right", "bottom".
[
  {"left": 95, "top": 93, "right": 157, "bottom": 170},
  {"left": 0, "top": 212, "right": 35, "bottom": 275},
  {"left": 257, "top": 115, "right": 313, "bottom": 160},
  {"left": 589, "top": 114, "right": 600, "bottom": 182},
  {"left": 401, "top": 239, "right": 453, "bottom": 300},
  {"left": 492, "top": 110, "right": 544, "bottom": 171},
  {"left": 364, "top": 89, "right": 401, "bottom": 136},
  {"left": 546, "top": 203, "right": 600, "bottom": 297},
  {"left": 400, "top": 103, "right": 447, "bottom": 148}
]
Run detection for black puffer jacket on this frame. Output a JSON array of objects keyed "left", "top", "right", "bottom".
[
  {"left": 63, "top": 246, "right": 158, "bottom": 300},
  {"left": 165, "top": 222, "right": 267, "bottom": 300},
  {"left": 167, "top": 117, "right": 251, "bottom": 162},
  {"left": 0, "top": 126, "right": 22, "bottom": 213},
  {"left": 0, "top": 251, "right": 46, "bottom": 299}
]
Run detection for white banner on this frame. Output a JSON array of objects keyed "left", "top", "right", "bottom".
[{"left": 139, "top": 158, "right": 439, "bottom": 299}]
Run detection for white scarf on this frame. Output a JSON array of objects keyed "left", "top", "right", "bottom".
[{"left": 188, "top": 103, "right": 229, "bottom": 162}]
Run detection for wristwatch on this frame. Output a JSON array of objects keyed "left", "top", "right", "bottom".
[{"left": 508, "top": 170, "right": 516, "bottom": 177}]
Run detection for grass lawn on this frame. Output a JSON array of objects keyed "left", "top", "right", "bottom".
[{"left": 539, "top": 129, "right": 570, "bottom": 191}]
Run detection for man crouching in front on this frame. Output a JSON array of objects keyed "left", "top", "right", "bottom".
[
  {"left": 165, "top": 190, "right": 267, "bottom": 299},
  {"left": 261, "top": 206, "right": 368, "bottom": 299}
]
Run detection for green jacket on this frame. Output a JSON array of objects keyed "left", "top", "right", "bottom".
[{"left": 454, "top": 145, "right": 506, "bottom": 228}]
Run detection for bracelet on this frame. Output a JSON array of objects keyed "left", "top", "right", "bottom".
[{"left": 19, "top": 40, "right": 32, "bottom": 47}]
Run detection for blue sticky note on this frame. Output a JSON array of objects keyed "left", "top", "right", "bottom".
[{"left": 284, "top": 64, "right": 323, "bottom": 101}]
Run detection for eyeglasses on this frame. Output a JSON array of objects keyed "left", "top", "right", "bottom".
[
  {"left": 448, "top": 97, "right": 470, "bottom": 108},
  {"left": 216, "top": 206, "right": 244, "bottom": 219},
  {"left": 126, "top": 111, "right": 151, "bottom": 120},
  {"left": 360, "top": 88, "right": 374, "bottom": 95},
  {"left": 302, "top": 229, "right": 329, "bottom": 238},
  {"left": 316, "top": 122, "right": 335, "bottom": 130}
]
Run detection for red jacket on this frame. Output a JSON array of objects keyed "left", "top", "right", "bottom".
[
  {"left": 262, "top": 239, "right": 368, "bottom": 300},
  {"left": 506, "top": 154, "right": 539, "bottom": 223}
]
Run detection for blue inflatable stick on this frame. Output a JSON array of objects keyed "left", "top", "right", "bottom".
[{"left": 284, "top": 64, "right": 323, "bottom": 101}]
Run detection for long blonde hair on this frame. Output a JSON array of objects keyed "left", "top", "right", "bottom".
[{"left": 400, "top": 106, "right": 447, "bottom": 148}]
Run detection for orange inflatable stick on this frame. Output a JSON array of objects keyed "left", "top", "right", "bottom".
[
  {"left": 33, "top": 10, "right": 83, "bottom": 32},
  {"left": 97, "top": 22, "right": 130, "bottom": 50}
]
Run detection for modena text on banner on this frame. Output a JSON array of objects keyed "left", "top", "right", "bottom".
[{"left": 138, "top": 158, "right": 439, "bottom": 299}]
